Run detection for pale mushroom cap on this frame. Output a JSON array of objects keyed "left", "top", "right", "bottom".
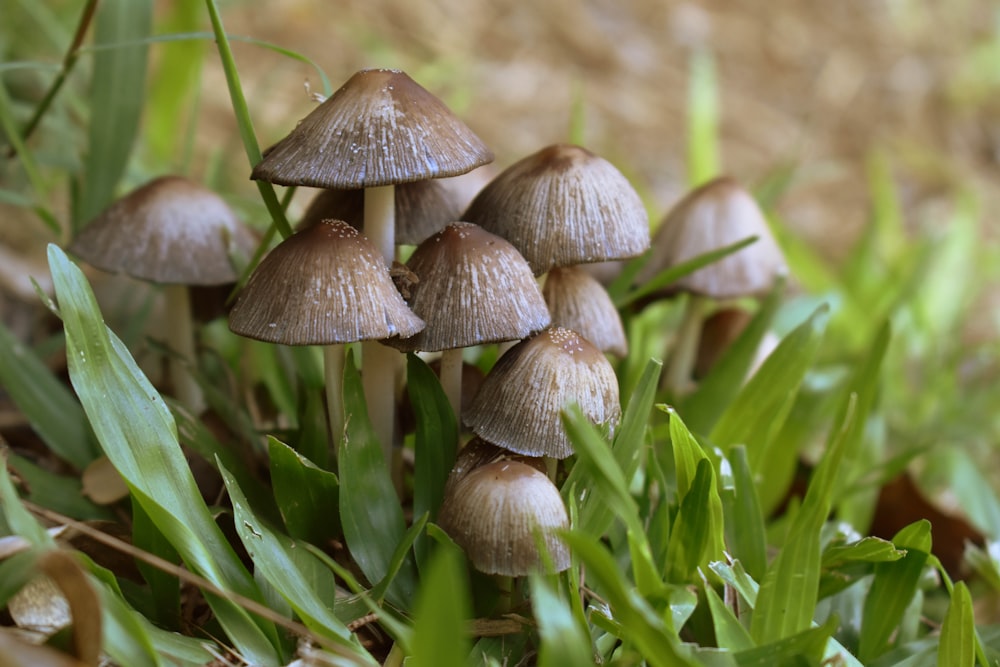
[
  {"left": 389, "top": 222, "right": 551, "bottom": 352},
  {"left": 228, "top": 220, "right": 424, "bottom": 345},
  {"left": 298, "top": 166, "right": 495, "bottom": 245},
  {"left": 438, "top": 459, "right": 570, "bottom": 576},
  {"left": 464, "top": 326, "right": 621, "bottom": 459},
  {"left": 636, "top": 176, "right": 787, "bottom": 299},
  {"left": 251, "top": 68, "right": 494, "bottom": 189},
  {"left": 543, "top": 266, "right": 628, "bottom": 358},
  {"left": 70, "top": 176, "right": 258, "bottom": 285},
  {"left": 463, "top": 144, "right": 650, "bottom": 274},
  {"left": 443, "top": 437, "right": 547, "bottom": 500}
]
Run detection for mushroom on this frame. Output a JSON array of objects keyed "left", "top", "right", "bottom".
[
  {"left": 464, "top": 327, "right": 621, "bottom": 460},
  {"left": 438, "top": 459, "right": 570, "bottom": 577},
  {"left": 227, "top": 220, "right": 423, "bottom": 451},
  {"left": 69, "top": 175, "right": 258, "bottom": 414},
  {"left": 462, "top": 143, "right": 649, "bottom": 275},
  {"left": 251, "top": 68, "right": 494, "bottom": 457},
  {"left": 634, "top": 176, "right": 787, "bottom": 394},
  {"left": 388, "top": 222, "right": 550, "bottom": 419},
  {"left": 542, "top": 265, "right": 628, "bottom": 358}
]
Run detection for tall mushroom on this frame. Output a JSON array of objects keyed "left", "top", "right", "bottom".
[
  {"left": 251, "top": 68, "right": 494, "bottom": 456},
  {"left": 69, "top": 175, "right": 258, "bottom": 414},
  {"left": 634, "top": 176, "right": 787, "bottom": 393},
  {"left": 228, "top": 220, "right": 423, "bottom": 453},
  {"left": 388, "top": 222, "right": 550, "bottom": 419}
]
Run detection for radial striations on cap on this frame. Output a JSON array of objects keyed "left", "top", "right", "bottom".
[
  {"left": 251, "top": 69, "right": 494, "bottom": 189},
  {"left": 543, "top": 265, "right": 627, "bottom": 357},
  {"left": 228, "top": 220, "right": 424, "bottom": 345},
  {"left": 388, "top": 222, "right": 550, "bottom": 352},
  {"left": 464, "top": 326, "right": 621, "bottom": 459},
  {"left": 70, "top": 176, "right": 258, "bottom": 285},
  {"left": 438, "top": 459, "right": 570, "bottom": 576},
  {"left": 463, "top": 143, "right": 649, "bottom": 274}
]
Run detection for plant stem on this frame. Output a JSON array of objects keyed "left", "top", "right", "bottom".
[
  {"left": 663, "top": 293, "right": 709, "bottom": 396},
  {"left": 439, "top": 348, "right": 463, "bottom": 423},
  {"left": 323, "top": 343, "right": 345, "bottom": 456},
  {"left": 163, "top": 284, "right": 204, "bottom": 414}
]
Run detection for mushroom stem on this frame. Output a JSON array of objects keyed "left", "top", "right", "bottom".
[
  {"left": 439, "top": 348, "right": 464, "bottom": 422},
  {"left": 663, "top": 293, "right": 709, "bottom": 396},
  {"left": 324, "top": 343, "right": 346, "bottom": 453},
  {"left": 362, "top": 185, "right": 403, "bottom": 477},
  {"left": 163, "top": 284, "right": 205, "bottom": 414}
]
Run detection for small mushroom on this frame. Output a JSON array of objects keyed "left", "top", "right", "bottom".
[
  {"left": 69, "top": 175, "right": 258, "bottom": 414},
  {"left": 464, "top": 327, "right": 621, "bottom": 459},
  {"left": 543, "top": 265, "right": 628, "bottom": 358},
  {"left": 438, "top": 459, "right": 570, "bottom": 577}
]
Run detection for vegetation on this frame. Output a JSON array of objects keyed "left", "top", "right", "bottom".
[{"left": 3, "top": 1, "right": 1000, "bottom": 665}]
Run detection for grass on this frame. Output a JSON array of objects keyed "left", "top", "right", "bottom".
[{"left": 3, "top": 1, "right": 1000, "bottom": 666}]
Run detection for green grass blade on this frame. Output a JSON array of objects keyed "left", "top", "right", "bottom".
[
  {"left": 533, "top": 576, "right": 595, "bottom": 667},
  {"left": 938, "top": 581, "right": 975, "bottom": 667},
  {"left": 268, "top": 437, "right": 340, "bottom": 545},
  {"left": 710, "top": 304, "right": 829, "bottom": 473},
  {"left": 409, "top": 542, "right": 472, "bottom": 667},
  {"left": 680, "top": 279, "right": 784, "bottom": 433},
  {"left": 220, "top": 463, "right": 373, "bottom": 657},
  {"left": 566, "top": 358, "right": 660, "bottom": 537},
  {"left": 859, "top": 520, "right": 932, "bottom": 662},
  {"left": 703, "top": 578, "right": 754, "bottom": 651},
  {"left": 74, "top": 0, "right": 152, "bottom": 227},
  {"left": 408, "top": 353, "right": 458, "bottom": 570},
  {"left": 664, "top": 459, "right": 714, "bottom": 583},
  {"left": 46, "top": 244, "right": 281, "bottom": 665},
  {"left": 7, "top": 454, "right": 111, "bottom": 521},
  {"left": 686, "top": 47, "right": 720, "bottom": 187},
  {"left": 338, "top": 354, "right": 415, "bottom": 608},
  {"left": 736, "top": 615, "right": 838, "bottom": 667},
  {"left": 722, "top": 446, "right": 767, "bottom": 581},
  {"left": 0, "top": 319, "right": 98, "bottom": 469}
]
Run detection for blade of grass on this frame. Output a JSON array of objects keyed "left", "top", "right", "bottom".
[
  {"left": 268, "top": 437, "right": 340, "bottom": 545},
  {"left": 204, "top": 0, "right": 293, "bottom": 239},
  {"left": 47, "top": 244, "right": 282, "bottom": 665},
  {"left": 722, "top": 446, "right": 767, "bottom": 581},
  {"left": 533, "top": 575, "right": 595, "bottom": 667},
  {"left": 686, "top": 47, "right": 719, "bottom": 187},
  {"left": 74, "top": 0, "right": 152, "bottom": 227},
  {"left": 663, "top": 459, "right": 714, "bottom": 584},
  {"left": 409, "top": 542, "right": 472, "bottom": 667}
]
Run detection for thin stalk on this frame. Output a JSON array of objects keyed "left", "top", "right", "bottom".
[
  {"left": 324, "top": 344, "right": 346, "bottom": 455},
  {"left": 163, "top": 284, "right": 204, "bottom": 414},
  {"left": 439, "top": 348, "right": 463, "bottom": 422},
  {"left": 204, "top": 0, "right": 292, "bottom": 239},
  {"left": 663, "top": 293, "right": 709, "bottom": 396}
]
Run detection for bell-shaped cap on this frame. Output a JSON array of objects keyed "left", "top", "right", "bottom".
[
  {"left": 438, "top": 459, "right": 570, "bottom": 576},
  {"left": 543, "top": 265, "right": 627, "bottom": 357},
  {"left": 70, "top": 176, "right": 258, "bottom": 285},
  {"left": 464, "top": 326, "right": 621, "bottom": 459},
  {"left": 389, "top": 222, "right": 550, "bottom": 352},
  {"left": 228, "top": 220, "right": 424, "bottom": 345},
  {"left": 443, "top": 436, "right": 547, "bottom": 500},
  {"left": 251, "top": 69, "right": 494, "bottom": 189},
  {"left": 298, "top": 166, "right": 494, "bottom": 245},
  {"left": 635, "top": 176, "right": 787, "bottom": 299},
  {"left": 463, "top": 144, "right": 650, "bottom": 274}
]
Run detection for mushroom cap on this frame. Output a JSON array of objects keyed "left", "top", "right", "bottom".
[
  {"left": 462, "top": 143, "right": 650, "bottom": 274},
  {"left": 251, "top": 68, "right": 494, "bottom": 189},
  {"left": 635, "top": 176, "right": 787, "bottom": 299},
  {"left": 443, "top": 436, "right": 547, "bottom": 500},
  {"left": 438, "top": 459, "right": 570, "bottom": 576},
  {"left": 297, "top": 166, "right": 495, "bottom": 245},
  {"left": 228, "top": 220, "right": 424, "bottom": 345},
  {"left": 543, "top": 266, "right": 627, "bottom": 358},
  {"left": 69, "top": 175, "right": 258, "bottom": 285},
  {"left": 464, "top": 326, "right": 621, "bottom": 459},
  {"left": 388, "top": 222, "right": 551, "bottom": 352}
]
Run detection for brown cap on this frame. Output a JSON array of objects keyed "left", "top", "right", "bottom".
[
  {"left": 69, "top": 176, "right": 258, "bottom": 285},
  {"left": 297, "top": 165, "right": 495, "bottom": 245},
  {"left": 438, "top": 459, "right": 570, "bottom": 576},
  {"left": 543, "top": 266, "right": 627, "bottom": 357},
  {"left": 228, "top": 220, "right": 424, "bottom": 345},
  {"left": 443, "top": 437, "right": 547, "bottom": 500},
  {"left": 464, "top": 326, "right": 621, "bottom": 459},
  {"left": 251, "top": 69, "right": 494, "bottom": 189},
  {"left": 462, "top": 144, "right": 650, "bottom": 274},
  {"left": 388, "top": 222, "right": 550, "bottom": 352},
  {"left": 635, "top": 176, "right": 787, "bottom": 299}
]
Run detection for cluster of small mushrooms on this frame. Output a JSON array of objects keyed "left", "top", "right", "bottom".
[{"left": 69, "top": 68, "right": 786, "bottom": 581}]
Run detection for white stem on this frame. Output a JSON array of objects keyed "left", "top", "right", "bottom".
[
  {"left": 164, "top": 284, "right": 205, "bottom": 414},
  {"left": 324, "top": 343, "right": 346, "bottom": 455},
  {"left": 664, "top": 293, "right": 708, "bottom": 396},
  {"left": 364, "top": 185, "right": 395, "bottom": 264},
  {"left": 439, "top": 348, "right": 464, "bottom": 422}
]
